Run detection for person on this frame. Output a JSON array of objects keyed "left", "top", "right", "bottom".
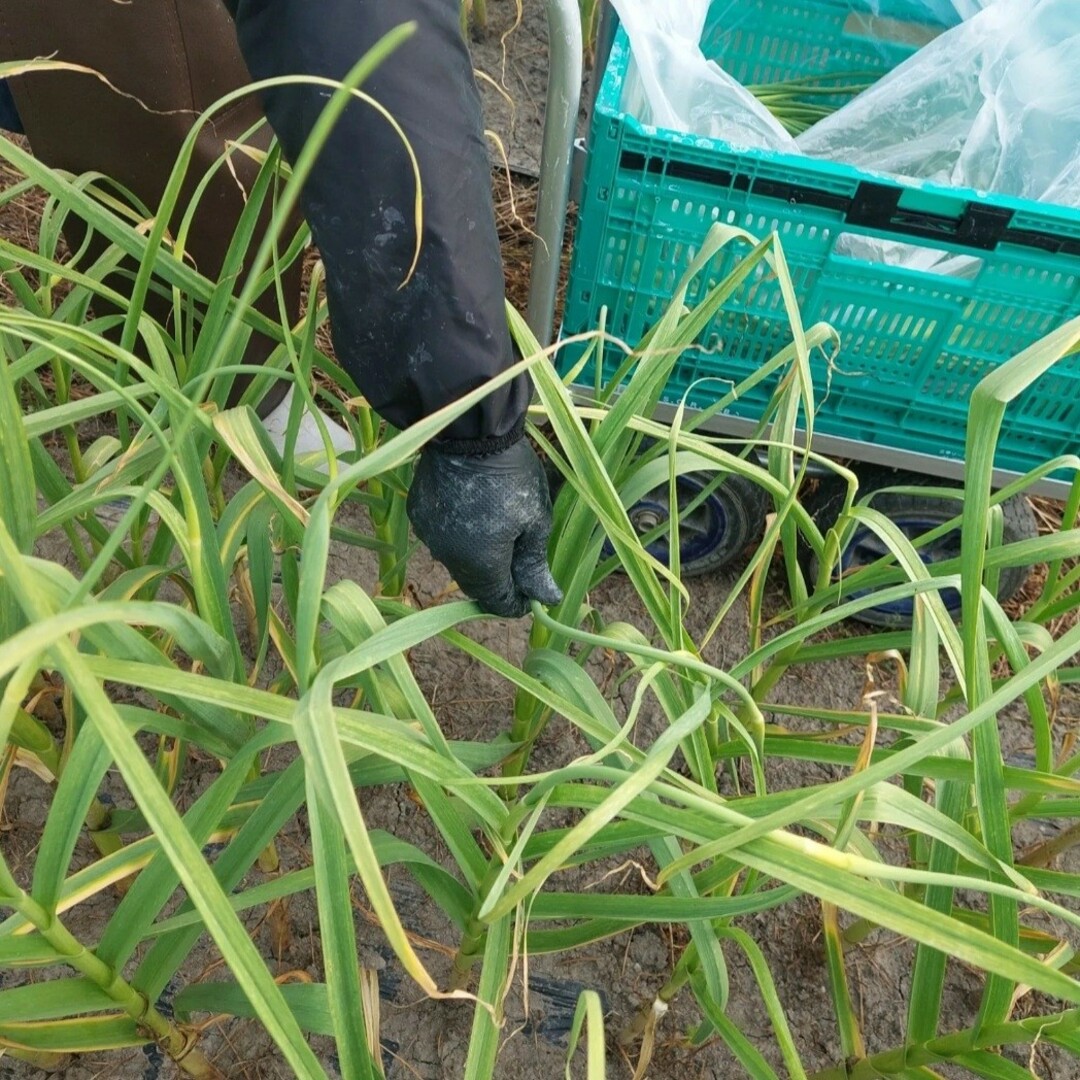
[
  {"left": 0, "top": 0, "right": 562, "bottom": 618},
  {"left": 0, "top": 82, "right": 19, "bottom": 135}
]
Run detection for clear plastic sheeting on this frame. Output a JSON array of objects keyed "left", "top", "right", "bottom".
[
  {"left": 799, "top": 0, "right": 1080, "bottom": 208},
  {"left": 830, "top": 235, "right": 983, "bottom": 277},
  {"left": 609, "top": 0, "right": 1080, "bottom": 277},
  {"left": 861, "top": 0, "right": 994, "bottom": 19},
  {"left": 608, "top": 0, "right": 993, "bottom": 150},
  {"left": 608, "top": 0, "right": 796, "bottom": 151}
]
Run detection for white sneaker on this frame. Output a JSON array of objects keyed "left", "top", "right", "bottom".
[{"left": 260, "top": 386, "right": 354, "bottom": 457}]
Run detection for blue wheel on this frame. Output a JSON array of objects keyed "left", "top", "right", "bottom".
[
  {"left": 806, "top": 468, "right": 1036, "bottom": 628},
  {"left": 841, "top": 514, "right": 966, "bottom": 621},
  {"left": 611, "top": 472, "right": 768, "bottom": 577}
]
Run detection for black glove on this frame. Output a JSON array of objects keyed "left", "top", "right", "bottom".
[{"left": 407, "top": 439, "right": 563, "bottom": 618}]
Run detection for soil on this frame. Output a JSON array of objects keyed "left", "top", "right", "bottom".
[
  {"left": 8, "top": 519, "right": 1078, "bottom": 1080},
  {"left": 3, "top": 4, "right": 1080, "bottom": 1079},
  {"left": 470, "top": 0, "right": 588, "bottom": 178}
]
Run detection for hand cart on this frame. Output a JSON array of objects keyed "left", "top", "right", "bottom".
[{"left": 526, "top": 0, "right": 1080, "bottom": 625}]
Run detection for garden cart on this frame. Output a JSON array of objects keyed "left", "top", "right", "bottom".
[{"left": 528, "top": 0, "right": 1080, "bottom": 626}]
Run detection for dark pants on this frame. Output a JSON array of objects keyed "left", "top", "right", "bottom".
[{"left": 0, "top": 81, "right": 20, "bottom": 132}]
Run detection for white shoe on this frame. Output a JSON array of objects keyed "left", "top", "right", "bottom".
[{"left": 260, "top": 386, "right": 354, "bottom": 457}]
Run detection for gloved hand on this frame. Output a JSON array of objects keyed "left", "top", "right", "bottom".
[{"left": 407, "top": 439, "right": 563, "bottom": 618}]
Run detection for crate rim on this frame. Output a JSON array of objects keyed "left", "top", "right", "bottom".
[
  {"left": 564, "top": 1, "right": 1080, "bottom": 492},
  {"left": 595, "top": 10, "right": 1080, "bottom": 237}
]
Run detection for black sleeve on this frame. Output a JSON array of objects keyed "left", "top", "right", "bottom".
[{"left": 226, "top": 0, "right": 528, "bottom": 451}]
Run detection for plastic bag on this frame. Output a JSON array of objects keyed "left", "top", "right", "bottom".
[
  {"left": 861, "top": 0, "right": 994, "bottom": 19},
  {"left": 709, "top": 0, "right": 987, "bottom": 32},
  {"left": 798, "top": 0, "right": 1080, "bottom": 207},
  {"left": 702, "top": 0, "right": 989, "bottom": 76},
  {"left": 606, "top": 0, "right": 989, "bottom": 151},
  {"left": 827, "top": 235, "right": 984, "bottom": 278},
  {"left": 609, "top": 0, "right": 1079, "bottom": 278},
  {"left": 608, "top": 0, "right": 796, "bottom": 151}
]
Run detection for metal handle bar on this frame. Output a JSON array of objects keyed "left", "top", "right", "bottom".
[{"left": 525, "top": 0, "right": 583, "bottom": 346}]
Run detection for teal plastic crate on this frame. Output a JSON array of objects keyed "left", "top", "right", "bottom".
[{"left": 560, "top": 0, "right": 1080, "bottom": 482}]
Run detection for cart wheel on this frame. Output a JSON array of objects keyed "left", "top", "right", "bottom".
[
  {"left": 611, "top": 471, "right": 768, "bottom": 578},
  {"left": 803, "top": 467, "right": 1038, "bottom": 628}
]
